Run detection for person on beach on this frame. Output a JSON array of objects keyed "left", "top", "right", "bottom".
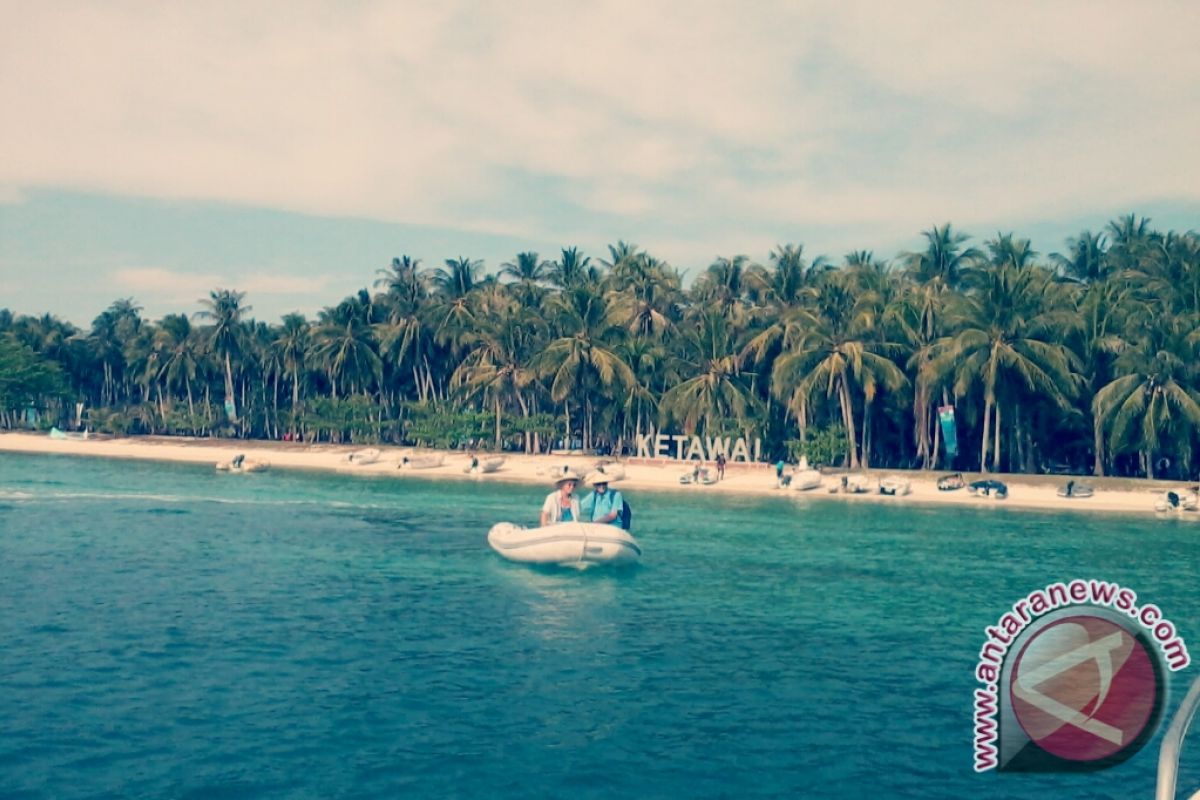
[
  {"left": 540, "top": 469, "right": 582, "bottom": 526},
  {"left": 775, "top": 459, "right": 786, "bottom": 487},
  {"left": 580, "top": 472, "right": 625, "bottom": 527},
  {"left": 716, "top": 453, "right": 726, "bottom": 480}
]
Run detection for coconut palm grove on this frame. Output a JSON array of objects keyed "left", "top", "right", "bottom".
[{"left": 2, "top": 216, "right": 1199, "bottom": 479}]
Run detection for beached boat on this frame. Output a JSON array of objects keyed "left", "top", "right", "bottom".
[
  {"left": 592, "top": 462, "right": 626, "bottom": 482},
  {"left": 1056, "top": 480, "right": 1094, "bottom": 499},
  {"left": 937, "top": 473, "right": 965, "bottom": 491},
  {"left": 789, "top": 456, "right": 822, "bottom": 491},
  {"left": 829, "top": 474, "right": 874, "bottom": 494},
  {"left": 879, "top": 476, "right": 911, "bottom": 496},
  {"left": 465, "top": 455, "right": 506, "bottom": 474},
  {"left": 487, "top": 521, "right": 641, "bottom": 567},
  {"left": 791, "top": 468, "right": 823, "bottom": 491},
  {"left": 215, "top": 456, "right": 270, "bottom": 473},
  {"left": 400, "top": 454, "right": 445, "bottom": 470},
  {"left": 343, "top": 448, "right": 381, "bottom": 465},
  {"left": 1155, "top": 489, "right": 1199, "bottom": 513},
  {"left": 680, "top": 466, "right": 718, "bottom": 485},
  {"left": 49, "top": 426, "right": 89, "bottom": 441},
  {"left": 968, "top": 479, "right": 1008, "bottom": 499}
]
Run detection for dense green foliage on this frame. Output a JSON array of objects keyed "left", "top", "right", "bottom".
[{"left": 3, "top": 216, "right": 1199, "bottom": 477}]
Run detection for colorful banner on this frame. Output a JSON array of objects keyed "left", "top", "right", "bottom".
[{"left": 938, "top": 405, "right": 958, "bottom": 459}]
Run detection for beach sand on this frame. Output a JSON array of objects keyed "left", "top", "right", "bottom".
[{"left": 1, "top": 431, "right": 1194, "bottom": 519}]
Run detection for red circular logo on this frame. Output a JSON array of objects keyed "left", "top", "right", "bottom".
[{"left": 1009, "top": 615, "right": 1158, "bottom": 762}]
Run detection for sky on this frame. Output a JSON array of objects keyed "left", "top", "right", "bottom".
[{"left": 2, "top": 1, "right": 1199, "bottom": 327}]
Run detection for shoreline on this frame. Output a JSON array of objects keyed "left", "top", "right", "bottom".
[{"left": 1, "top": 432, "right": 1195, "bottom": 519}]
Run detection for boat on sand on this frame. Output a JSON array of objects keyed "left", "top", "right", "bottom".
[
  {"left": 400, "top": 454, "right": 445, "bottom": 470},
  {"left": 343, "top": 448, "right": 381, "bottom": 465},
  {"left": 789, "top": 456, "right": 822, "bottom": 491},
  {"left": 1056, "top": 480, "right": 1094, "bottom": 499},
  {"left": 592, "top": 462, "right": 626, "bottom": 482},
  {"left": 830, "top": 474, "right": 874, "bottom": 494},
  {"left": 937, "top": 473, "right": 965, "bottom": 491},
  {"left": 1155, "top": 489, "right": 1199, "bottom": 513},
  {"left": 879, "top": 476, "right": 911, "bottom": 496},
  {"left": 680, "top": 466, "right": 718, "bottom": 485},
  {"left": 968, "top": 479, "right": 1007, "bottom": 499},
  {"left": 216, "top": 455, "right": 270, "bottom": 473},
  {"left": 487, "top": 521, "right": 641, "bottom": 567},
  {"left": 465, "top": 455, "right": 506, "bottom": 474}
]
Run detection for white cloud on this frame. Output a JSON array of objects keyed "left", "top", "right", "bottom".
[{"left": 2, "top": 1, "right": 1198, "bottom": 251}]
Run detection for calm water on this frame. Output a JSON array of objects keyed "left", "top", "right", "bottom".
[{"left": 1, "top": 453, "right": 1197, "bottom": 799}]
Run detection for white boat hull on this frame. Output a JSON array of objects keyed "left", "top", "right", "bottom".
[
  {"left": 215, "top": 459, "right": 270, "bottom": 473},
  {"left": 488, "top": 522, "right": 641, "bottom": 567},
  {"left": 792, "top": 470, "right": 823, "bottom": 491},
  {"left": 593, "top": 462, "right": 626, "bottom": 482},
  {"left": 1156, "top": 490, "right": 1199, "bottom": 513},
  {"left": 344, "top": 448, "right": 381, "bottom": 465},
  {"left": 880, "top": 476, "right": 911, "bottom": 496},
  {"left": 401, "top": 454, "right": 445, "bottom": 469},
  {"left": 466, "top": 456, "right": 506, "bottom": 474}
]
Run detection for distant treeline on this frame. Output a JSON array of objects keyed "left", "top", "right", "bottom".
[{"left": 2, "top": 215, "right": 1199, "bottom": 478}]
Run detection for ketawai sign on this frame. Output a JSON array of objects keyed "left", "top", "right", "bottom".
[{"left": 635, "top": 434, "right": 762, "bottom": 462}]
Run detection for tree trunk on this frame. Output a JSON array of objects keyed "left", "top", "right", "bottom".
[
  {"left": 494, "top": 395, "right": 502, "bottom": 450},
  {"left": 993, "top": 401, "right": 1002, "bottom": 473},
  {"left": 223, "top": 352, "right": 237, "bottom": 424},
  {"left": 838, "top": 377, "right": 859, "bottom": 469},
  {"left": 861, "top": 401, "right": 873, "bottom": 469},
  {"left": 980, "top": 395, "right": 993, "bottom": 473},
  {"left": 1093, "top": 414, "right": 1105, "bottom": 476}
]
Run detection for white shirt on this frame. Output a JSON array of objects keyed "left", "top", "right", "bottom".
[{"left": 540, "top": 491, "right": 581, "bottom": 525}]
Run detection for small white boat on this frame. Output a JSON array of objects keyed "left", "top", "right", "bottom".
[
  {"left": 831, "top": 474, "right": 875, "bottom": 494},
  {"left": 400, "top": 454, "right": 445, "bottom": 470},
  {"left": 680, "top": 466, "right": 718, "bottom": 485},
  {"left": 343, "top": 448, "right": 381, "bottom": 465},
  {"left": 592, "top": 462, "right": 626, "bottom": 482},
  {"left": 465, "top": 455, "right": 506, "bottom": 474},
  {"left": 879, "top": 475, "right": 911, "bottom": 496},
  {"left": 968, "top": 479, "right": 1008, "bottom": 499},
  {"left": 792, "top": 469, "right": 823, "bottom": 491},
  {"left": 487, "top": 521, "right": 641, "bottom": 567},
  {"left": 215, "top": 456, "right": 270, "bottom": 473},
  {"left": 1056, "top": 480, "right": 1093, "bottom": 499},
  {"left": 1155, "top": 490, "right": 1199, "bottom": 513}
]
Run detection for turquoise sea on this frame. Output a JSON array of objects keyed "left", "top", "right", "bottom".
[{"left": 1, "top": 452, "right": 1198, "bottom": 799}]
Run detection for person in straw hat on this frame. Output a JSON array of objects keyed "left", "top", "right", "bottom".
[
  {"left": 540, "top": 468, "right": 582, "bottom": 526},
  {"left": 581, "top": 470, "right": 625, "bottom": 527}
]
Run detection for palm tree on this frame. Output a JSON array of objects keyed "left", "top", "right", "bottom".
[
  {"left": 271, "top": 313, "right": 310, "bottom": 438},
  {"left": 1051, "top": 230, "right": 1109, "bottom": 284},
  {"left": 771, "top": 276, "right": 906, "bottom": 468},
  {"left": 452, "top": 295, "right": 544, "bottom": 450},
  {"left": 499, "top": 251, "right": 551, "bottom": 309},
  {"left": 548, "top": 247, "right": 595, "bottom": 290},
  {"left": 1094, "top": 319, "right": 1200, "bottom": 478},
  {"left": 660, "top": 311, "right": 758, "bottom": 437},
  {"left": 195, "top": 289, "right": 249, "bottom": 426},
  {"left": 929, "top": 264, "right": 1079, "bottom": 472},
  {"left": 311, "top": 309, "right": 382, "bottom": 401},
  {"left": 537, "top": 285, "right": 633, "bottom": 451},
  {"left": 901, "top": 225, "right": 983, "bottom": 467}
]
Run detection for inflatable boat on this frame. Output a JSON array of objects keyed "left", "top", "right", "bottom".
[{"left": 487, "top": 521, "right": 641, "bottom": 567}]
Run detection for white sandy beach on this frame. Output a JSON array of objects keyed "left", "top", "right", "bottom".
[{"left": 1, "top": 431, "right": 1195, "bottom": 519}]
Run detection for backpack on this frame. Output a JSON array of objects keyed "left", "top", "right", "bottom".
[{"left": 620, "top": 500, "right": 632, "bottom": 531}]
